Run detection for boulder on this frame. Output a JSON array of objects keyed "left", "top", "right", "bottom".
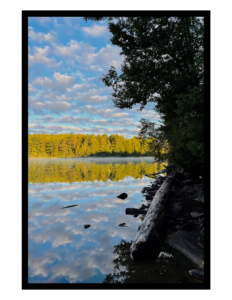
[{"left": 117, "top": 193, "right": 128, "bottom": 200}]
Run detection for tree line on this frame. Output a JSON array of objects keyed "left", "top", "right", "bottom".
[
  {"left": 28, "top": 160, "right": 164, "bottom": 184},
  {"left": 28, "top": 133, "right": 154, "bottom": 158}
]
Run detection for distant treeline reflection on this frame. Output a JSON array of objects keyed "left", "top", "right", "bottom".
[{"left": 28, "top": 160, "right": 164, "bottom": 184}]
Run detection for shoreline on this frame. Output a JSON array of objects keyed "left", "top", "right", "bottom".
[{"left": 137, "top": 171, "right": 204, "bottom": 281}]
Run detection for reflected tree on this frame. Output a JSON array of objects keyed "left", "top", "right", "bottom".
[{"left": 28, "top": 160, "right": 166, "bottom": 184}]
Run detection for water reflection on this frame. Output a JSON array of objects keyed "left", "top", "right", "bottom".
[
  {"left": 28, "top": 158, "right": 158, "bottom": 283},
  {"left": 28, "top": 157, "right": 164, "bottom": 184},
  {"left": 103, "top": 240, "right": 197, "bottom": 284},
  {"left": 28, "top": 158, "right": 196, "bottom": 284}
]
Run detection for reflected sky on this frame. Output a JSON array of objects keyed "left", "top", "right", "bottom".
[
  {"left": 28, "top": 158, "right": 199, "bottom": 284},
  {"left": 28, "top": 157, "right": 158, "bottom": 283}
]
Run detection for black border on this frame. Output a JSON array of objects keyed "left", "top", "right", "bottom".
[{"left": 22, "top": 10, "right": 210, "bottom": 290}]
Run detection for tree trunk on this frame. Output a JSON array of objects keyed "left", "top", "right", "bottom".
[{"left": 130, "top": 177, "right": 173, "bottom": 261}]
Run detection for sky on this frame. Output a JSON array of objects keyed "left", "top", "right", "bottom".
[{"left": 28, "top": 17, "right": 160, "bottom": 138}]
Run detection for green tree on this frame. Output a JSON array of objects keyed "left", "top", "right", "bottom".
[{"left": 84, "top": 16, "right": 204, "bottom": 174}]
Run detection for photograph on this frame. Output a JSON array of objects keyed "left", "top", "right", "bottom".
[{"left": 23, "top": 11, "right": 209, "bottom": 289}]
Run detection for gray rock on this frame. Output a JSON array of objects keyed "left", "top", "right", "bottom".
[
  {"left": 166, "top": 223, "right": 204, "bottom": 268},
  {"left": 190, "top": 212, "right": 204, "bottom": 218},
  {"left": 189, "top": 268, "right": 204, "bottom": 280}
]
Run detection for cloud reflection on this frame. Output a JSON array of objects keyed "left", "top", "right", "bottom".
[{"left": 28, "top": 158, "right": 154, "bottom": 283}]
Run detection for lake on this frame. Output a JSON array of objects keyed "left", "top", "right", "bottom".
[{"left": 28, "top": 157, "right": 197, "bottom": 284}]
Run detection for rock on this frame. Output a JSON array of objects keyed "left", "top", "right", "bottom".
[
  {"left": 146, "top": 187, "right": 157, "bottom": 192},
  {"left": 141, "top": 187, "right": 149, "bottom": 193},
  {"left": 174, "top": 225, "right": 180, "bottom": 230},
  {"left": 181, "top": 179, "right": 194, "bottom": 185},
  {"left": 190, "top": 212, "right": 204, "bottom": 218},
  {"left": 176, "top": 218, "right": 186, "bottom": 224},
  {"left": 156, "top": 177, "right": 163, "bottom": 184},
  {"left": 119, "top": 223, "right": 128, "bottom": 227},
  {"left": 194, "top": 196, "right": 204, "bottom": 203},
  {"left": 167, "top": 203, "right": 183, "bottom": 217},
  {"left": 117, "top": 193, "right": 128, "bottom": 200},
  {"left": 166, "top": 223, "right": 204, "bottom": 268},
  {"left": 143, "top": 194, "right": 153, "bottom": 201},
  {"left": 60, "top": 204, "right": 78, "bottom": 209},
  {"left": 194, "top": 190, "right": 204, "bottom": 197},
  {"left": 146, "top": 191, "right": 156, "bottom": 196},
  {"left": 167, "top": 220, "right": 177, "bottom": 230},
  {"left": 83, "top": 224, "right": 91, "bottom": 229},
  {"left": 152, "top": 184, "right": 159, "bottom": 189},
  {"left": 188, "top": 268, "right": 204, "bottom": 280}
]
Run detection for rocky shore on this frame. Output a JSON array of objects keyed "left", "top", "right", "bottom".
[{"left": 137, "top": 166, "right": 205, "bottom": 281}]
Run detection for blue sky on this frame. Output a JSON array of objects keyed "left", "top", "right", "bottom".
[{"left": 28, "top": 17, "right": 160, "bottom": 138}]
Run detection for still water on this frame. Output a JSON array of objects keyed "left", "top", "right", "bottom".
[{"left": 28, "top": 158, "right": 197, "bottom": 284}]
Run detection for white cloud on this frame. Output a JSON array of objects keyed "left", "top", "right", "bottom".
[
  {"left": 53, "top": 72, "right": 75, "bottom": 86},
  {"left": 29, "top": 46, "right": 58, "bottom": 68},
  {"left": 94, "top": 44, "right": 123, "bottom": 69},
  {"left": 28, "top": 84, "right": 37, "bottom": 93},
  {"left": 28, "top": 28, "right": 57, "bottom": 43},
  {"left": 34, "top": 17, "right": 52, "bottom": 26},
  {"left": 32, "top": 72, "right": 75, "bottom": 90},
  {"left": 33, "top": 76, "right": 53, "bottom": 88},
  {"left": 82, "top": 25, "right": 108, "bottom": 37},
  {"left": 33, "top": 114, "right": 139, "bottom": 129},
  {"left": 84, "top": 105, "right": 130, "bottom": 119},
  {"left": 54, "top": 40, "right": 94, "bottom": 63},
  {"left": 29, "top": 97, "right": 72, "bottom": 114},
  {"left": 28, "top": 124, "right": 84, "bottom": 132},
  {"left": 53, "top": 40, "right": 123, "bottom": 69},
  {"left": 76, "top": 93, "right": 108, "bottom": 104},
  {"left": 66, "top": 83, "right": 90, "bottom": 92}
]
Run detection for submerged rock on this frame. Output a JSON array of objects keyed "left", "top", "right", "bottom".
[
  {"left": 117, "top": 193, "right": 128, "bottom": 200},
  {"left": 119, "top": 223, "right": 128, "bottom": 227},
  {"left": 60, "top": 205, "right": 78, "bottom": 209},
  {"left": 83, "top": 224, "right": 91, "bottom": 229}
]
